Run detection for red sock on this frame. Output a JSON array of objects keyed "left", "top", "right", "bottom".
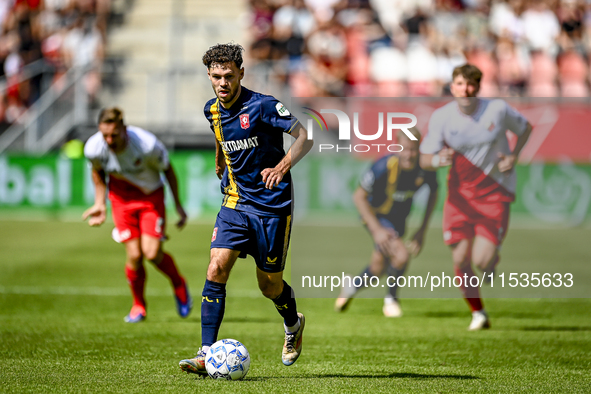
[
  {"left": 155, "top": 253, "right": 186, "bottom": 301},
  {"left": 125, "top": 265, "right": 146, "bottom": 307},
  {"left": 174, "top": 277, "right": 188, "bottom": 304},
  {"left": 455, "top": 265, "right": 483, "bottom": 312}
]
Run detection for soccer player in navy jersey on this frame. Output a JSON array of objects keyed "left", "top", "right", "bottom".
[
  {"left": 335, "top": 129, "right": 438, "bottom": 317},
  {"left": 179, "top": 43, "right": 313, "bottom": 375}
]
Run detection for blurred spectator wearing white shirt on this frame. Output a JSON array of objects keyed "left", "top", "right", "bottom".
[{"left": 522, "top": 0, "right": 561, "bottom": 55}]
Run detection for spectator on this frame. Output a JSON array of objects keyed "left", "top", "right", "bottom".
[
  {"left": 522, "top": 0, "right": 561, "bottom": 55},
  {"left": 62, "top": 14, "right": 104, "bottom": 102},
  {"left": 0, "top": 0, "right": 111, "bottom": 128},
  {"left": 305, "top": 18, "right": 348, "bottom": 96},
  {"left": 247, "top": 0, "right": 591, "bottom": 98},
  {"left": 495, "top": 36, "right": 528, "bottom": 96},
  {"left": 489, "top": 0, "right": 525, "bottom": 42}
]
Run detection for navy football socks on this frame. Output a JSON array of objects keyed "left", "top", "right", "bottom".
[
  {"left": 272, "top": 280, "right": 299, "bottom": 328},
  {"left": 201, "top": 279, "right": 226, "bottom": 347},
  {"left": 386, "top": 265, "right": 407, "bottom": 300}
]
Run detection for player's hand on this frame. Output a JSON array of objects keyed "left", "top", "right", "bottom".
[
  {"left": 82, "top": 204, "right": 106, "bottom": 227},
  {"left": 175, "top": 205, "right": 188, "bottom": 230},
  {"left": 407, "top": 229, "right": 425, "bottom": 257},
  {"left": 497, "top": 152, "right": 516, "bottom": 173},
  {"left": 372, "top": 227, "right": 398, "bottom": 258},
  {"left": 261, "top": 167, "right": 284, "bottom": 190},
  {"left": 438, "top": 147, "right": 454, "bottom": 167},
  {"left": 215, "top": 164, "right": 224, "bottom": 180}
]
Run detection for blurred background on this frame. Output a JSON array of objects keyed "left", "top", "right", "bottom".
[{"left": 0, "top": 0, "right": 589, "bottom": 225}]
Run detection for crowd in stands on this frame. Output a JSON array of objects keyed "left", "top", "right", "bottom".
[
  {"left": 0, "top": 0, "right": 110, "bottom": 131},
  {"left": 246, "top": 0, "right": 591, "bottom": 98}
]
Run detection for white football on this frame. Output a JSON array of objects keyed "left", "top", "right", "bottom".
[{"left": 205, "top": 339, "right": 250, "bottom": 380}]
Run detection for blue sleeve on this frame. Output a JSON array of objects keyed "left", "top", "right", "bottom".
[
  {"left": 260, "top": 96, "right": 300, "bottom": 134},
  {"left": 204, "top": 101, "right": 215, "bottom": 134},
  {"left": 360, "top": 157, "right": 389, "bottom": 194}
]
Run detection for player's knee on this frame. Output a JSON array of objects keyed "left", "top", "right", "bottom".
[
  {"left": 396, "top": 249, "right": 410, "bottom": 266},
  {"left": 126, "top": 250, "right": 143, "bottom": 265},
  {"left": 472, "top": 254, "right": 493, "bottom": 270},
  {"left": 143, "top": 248, "right": 160, "bottom": 262},
  {"left": 259, "top": 280, "right": 281, "bottom": 299},
  {"left": 207, "top": 260, "right": 230, "bottom": 282},
  {"left": 451, "top": 247, "right": 470, "bottom": 267},
  {"left": 369, "top": 260, "right": 385, "bottom": 275},
  {"left": 452, "top": 253, "right": 470, "bottom": 268}
]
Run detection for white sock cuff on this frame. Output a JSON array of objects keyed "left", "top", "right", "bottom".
[{"left": 284, "top": 317, "right": 301, "bottom": 334}]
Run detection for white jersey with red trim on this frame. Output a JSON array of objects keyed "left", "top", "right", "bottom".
[
  {"left": 84, "top": 126, "right": 169, "bottom": 195},
  {"left": 420, "top": 99, "right": 528, "bottom": 202}
]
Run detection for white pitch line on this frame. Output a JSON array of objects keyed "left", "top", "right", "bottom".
[{"left": 0, "top": 286, "right": 260, "bottom": 298}]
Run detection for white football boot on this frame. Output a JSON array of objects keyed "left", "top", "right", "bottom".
[
  {"left": 468, "top": 310, "right": 490, "bottom": 331},
  {"left": 382, "top": 297, "right": 403, "bottom": 318},
  {"left": 334, "top": 275, "right": 356, "bottom": 312}
]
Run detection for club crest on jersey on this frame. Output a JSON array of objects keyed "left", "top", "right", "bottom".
[
  {"left": 239, "top": 114, "right": 250, "bottom": 129},
  {"left": 488, "top": 122, "right": 495, "bottom": 132}
]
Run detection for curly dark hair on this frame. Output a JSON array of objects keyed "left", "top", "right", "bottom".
[
  {"left": 452, "top": 64, "right": 483, "bottom": 85},
  {"left": 202, "top": 43, "right": 244, "bottom": 69}
]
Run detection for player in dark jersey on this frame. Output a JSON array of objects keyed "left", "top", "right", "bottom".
[
  {"left": 179, "top": 43, "right": 313, "bottom": 375},
  {"left": 335, "top": 129, "right": 438, "bottom": 317}
]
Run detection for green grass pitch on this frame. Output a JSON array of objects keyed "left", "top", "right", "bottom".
[{"left": 1, "top": 220, "right": 590, "bottom": 393}]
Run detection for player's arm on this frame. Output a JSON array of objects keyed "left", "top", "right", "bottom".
[
  {"left": 419, "top": 147, "right": 454, "bottom": 171},
  {"left": 498, "top": 122, "right": 532, "bottom": 173},
  {"left": 261, "top": 126, "right": 313, "bottom": 190},
  {"left": 407, "top": 182, "right": 438, "bottom": 257},
  {"left": 163, "top": 165, "right": 188, "bottom": 229},
  {"left": 82, "top": 167, "right": 108, "bottom": 226},
  {"left": 215, "top": 139, "right": 226, "bottom": 180},
  {"left": 419, "top": 110, "right": 453, "bottom": 171},
  {"left": 352, "top": 186, "right": 397, "bottom": 258}
]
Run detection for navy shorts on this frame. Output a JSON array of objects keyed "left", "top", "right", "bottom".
[
  {"left": 210, "top": 207, "right": 292, "bottom": 273},
  {"left": 364, "top": 216, "right": 407, "bottom": 252},
  {"left": 377, "top": 216, "right": 406, "bottom": 238}
]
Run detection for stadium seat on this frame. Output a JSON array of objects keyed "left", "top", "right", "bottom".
[
  {"left": 558, "top": 50, "right": 589, "bottom": 97},
  {"left": 528, "top": 51, "right": 559, "bottom": 97}
]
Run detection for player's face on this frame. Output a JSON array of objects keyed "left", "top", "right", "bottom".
[
  {"left": 208, "top": 62, "right": 244, "bottom": 107},
  {"left": 398, "top": 135, "right": 419, "bottom": 170},
  {"left": 450, "top": 74, "right": 479, "bottom": 107},
  {"left": 99, "top": 122, "right": 127, "bottom": 153}
]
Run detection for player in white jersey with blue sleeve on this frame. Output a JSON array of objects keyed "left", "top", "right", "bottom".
[{"left": 420, "top": 64, "right": 532, "bottom": 330}]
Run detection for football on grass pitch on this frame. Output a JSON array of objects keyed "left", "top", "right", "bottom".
[{"left": 205, "top": 339, "right": 250, "bottom": 380}]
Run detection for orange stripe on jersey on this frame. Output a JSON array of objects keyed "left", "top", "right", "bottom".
[
  {"left": 281, "top": 215, "right": 292, "bottom": 265},
  {"left": 210, "top": 100, "right": 240, "bottom": 209},
  {"left": 287, "top": 119, "right": 300, "bottom": 134},
  {"left": 375, "top": 156, "right": 400, "bottom": 215}
]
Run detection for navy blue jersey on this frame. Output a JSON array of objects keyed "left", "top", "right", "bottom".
[
  {"left": 359, "top": 154, "right": 438, "bottom": 223},
  {"left": 204, "top": 87, "right": 300, "bottom": 216}
]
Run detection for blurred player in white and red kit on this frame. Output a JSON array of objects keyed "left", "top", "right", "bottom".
[
  {"left": 83, "top": 107, "right": 192, "bottom": 323},
  {"left": 420, "top": 65, "right": 532, "bottom": 330}
]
